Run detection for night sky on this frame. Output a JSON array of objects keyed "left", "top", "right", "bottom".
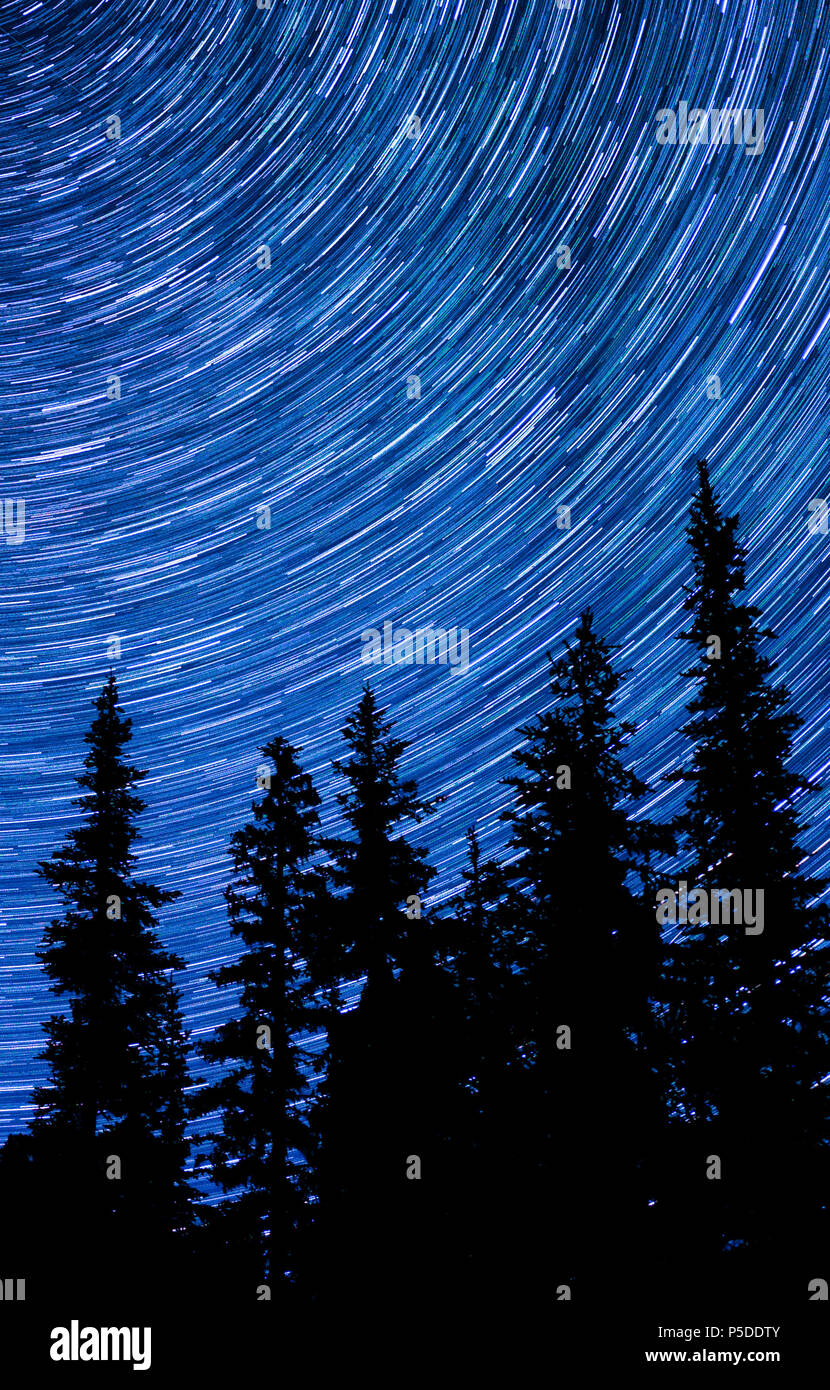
[{"left": 1, "top": 0, "right": 828, "bottom": 1165}]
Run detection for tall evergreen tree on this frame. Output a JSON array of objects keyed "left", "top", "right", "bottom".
[
  {"left": 503, "top": 609, "right": 672, "bottom": 1302},
  {"left": 150, "top": 974, "right": 195, "bottom": 1236},
  {"left": 322, "top": 685, "right": 440, "bottom": 988},
  {"left": 30, "top": 673, "right": 191, "bottom": 1281},
  {"left": 446, "top": 826, "right": 515, "bottom": 1057},
  {"left": 661, "top": 457, "right": 830, "bottom": 1287},
  {"left": 193, "top": 736, "right": 324, "bottom": 1297},
  {"left": 440, "top": 827, "right": 531, "bottom": 1301},
  {"left": 309, "top": 686, "right": 451, "bottom": 1313}
]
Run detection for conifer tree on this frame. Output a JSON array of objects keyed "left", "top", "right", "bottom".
[
  {"left": 662, "top": 458, "right": 830, "bottom": 1283},
  {"left": 31, "top": 673, "right": 190, "bottom": 1277},
  {"left": 149, "top": 974, "right": 195, "bottom": 1236},
  {"left": 310, "top": 686, "right": 448, "bottom": 1311},
  {"left": 441, "top": 827, "right": 530, "bottom": 1298},
  {"left": 443, "top": 826, "right": 526, "bottom": 1151},
  {"left": 322, "top": 685, "right": 439, "bottom": 988},
  {"left": 503, "top": 610, "right": 671, "bottom": 1300},
  {"left": 448, "top": 827, "right": 510, "bottom": 996},
  {"left": 194, "top": 736, "right": 324, "bottom": 1295}
]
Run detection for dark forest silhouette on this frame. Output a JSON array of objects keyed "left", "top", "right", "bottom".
[{"left": 1, "top": 459, "right": 828, "bottom": 1346}]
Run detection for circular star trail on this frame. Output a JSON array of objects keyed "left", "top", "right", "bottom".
[{"left": 1, "top": 0, "right": 828, "bottom": 1152}]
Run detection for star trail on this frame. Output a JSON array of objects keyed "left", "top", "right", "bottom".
[{"left": 1, "top": 0, "right": 828, "bottom": 1162}]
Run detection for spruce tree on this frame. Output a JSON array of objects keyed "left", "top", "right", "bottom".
[
  {"left": 310, "top": 686, "right": 448, "bottom": 1312},
  {"left": 441, "top": 827, "right": 530, "bottom": 1299},
  {"left": 662, "top": 457, "right": 830, "bottom": 1285},
  {"left": 322, "top": 685, "right": 439, "bottom": 988},
  {"left": 194, "top": 736, "right": 324, "bottom": 1296},
  {"left": 448, "top": 827, "right": 510, "bottom": 987},
  {"left": 150, "top": 974, "right": 195, "bottom": 1236},
  {"left": 31, "top": 673, "right": 190, "bottom": 1280},
  {"left": 444, "top": 826, "right": 528, "bottom": 1111},
  {"left": 503, "top": 609, "right": 671, "bottom": 1301}
]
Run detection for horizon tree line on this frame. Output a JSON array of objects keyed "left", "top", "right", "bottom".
[{"left": 0, "top": 456, "right": 827, "bottom": 1316}]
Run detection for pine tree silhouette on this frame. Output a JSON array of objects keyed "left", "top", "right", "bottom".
[
  {"left": 503, "top": 609, "right": 672, "bottom": 1305},
  {"left": 151, "top": 974, "right": 195, "bottom": 1238},
  {"left": 441, "top": 826, "right": 532, "bottom": 1306},
  {"left": 446, "top": 826, "right": 517, "bottom": 1077},
  {"left": 322, "top": 685, "right": 440, "bottom": 988},
  {"left": 660, "top": 457, "right": 830, "bottom": 1295},
  {"left": 193, "top": 736, "right": 325, "bottom": 1302},
  {"left": 309, "top": 685, "right": 450, "bottom": 1316},
  {"left": 28, "top": 673, "right": 190, "bottom": 1290}
]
